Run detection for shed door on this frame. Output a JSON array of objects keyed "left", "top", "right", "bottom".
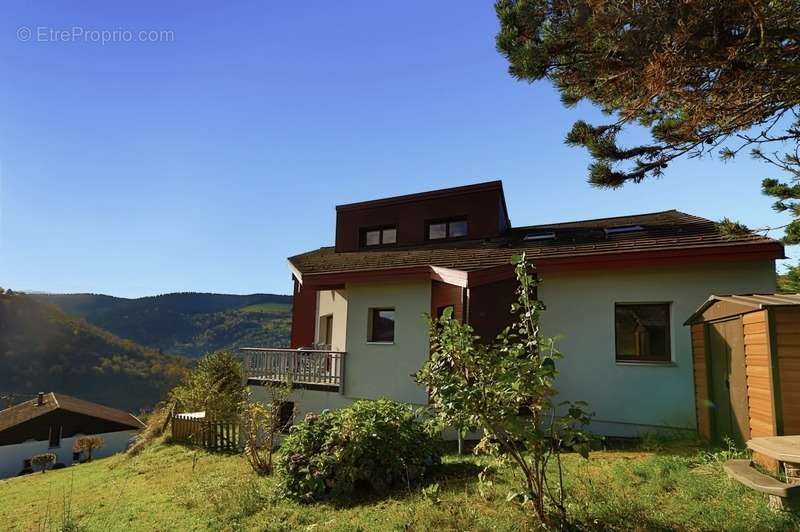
[{"left": 708, "top": 318, "right": 750, "bottom": 445}]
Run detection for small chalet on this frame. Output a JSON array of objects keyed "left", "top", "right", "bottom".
[
  {"left": 0, "top": 392, "right": 144, "bottom": 478},
  {"left": 243, "top": 180, "right": 785, "bottom": 438}
]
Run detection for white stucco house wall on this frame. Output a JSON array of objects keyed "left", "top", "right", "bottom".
[
  {"left": 245, "top": 181, "right": 784, "bottom": 438},
  {"left": 0, "top": 392, "right": 144, "bottom": 479}
]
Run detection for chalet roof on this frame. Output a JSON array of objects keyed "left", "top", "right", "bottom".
[
  {"left": 685, "top": 293, "right": 800, "bottom": 325},
  {"left": 0, "top": 393, "right": 145, "bottom": 434},
  {"left": 289, "top": 210, "right": 783, "bottom": 278}
]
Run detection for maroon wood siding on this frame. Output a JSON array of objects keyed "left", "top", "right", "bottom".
[
  {"left": 335, "top": 182, "right": 509, "bottom": 252},
  {"left": 467, "top": 277, "right": 518, "bottom": 342},
  {"left": 431, "top": 281, "right": 463, "bottom": 322},
  {"left": 290, "top": 277, "right": 316, "bottom": 349}
]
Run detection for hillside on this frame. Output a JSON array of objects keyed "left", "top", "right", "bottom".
[
  {"left": 0, "top": 292, "right": 188, "bottom": 411},
  {"left": 0, "top": 439, "right": 797, "bottom": 531},
  {"left": 35, "top": 292, "right": 293, "bottom": 358}
]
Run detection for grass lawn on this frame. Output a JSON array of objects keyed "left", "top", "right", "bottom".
[{"left": 1, "top": 439, "right": 798, "bottom": 531}]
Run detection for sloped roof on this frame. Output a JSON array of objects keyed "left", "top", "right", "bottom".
[
  {"left": 685, "top": 293, "right": 800, "bottom": 325},
  {"left": 289, "top": 210, "right": 782, "bottom": 277},
  {"left": 0, "top": 393, "right": 145, "bottom": 434}
]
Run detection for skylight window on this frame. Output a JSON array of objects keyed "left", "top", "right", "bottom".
[
  {"left": 523, "top": 231, "right": 556, "bottom": 241},
  {"left": 604, "top": 225, "right": 644, "bottom": 236}
]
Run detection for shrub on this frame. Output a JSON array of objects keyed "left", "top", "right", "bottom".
[
  {"left": 277, "top": 399, "right": 440, "bottom": 501},
  {"left": 170, "top": 351, "right": 246, "bottom": 421},
  {"left": 417, "top": 254, "right": 594, "bottom": 525},
  {"left": 31, "top": 453, "right": 56, "bottom": 473},
  {"left": 73, "top": 435, "right": 105, "bottom": 462},
  {"left": 242, "top": 380, "right": 293, "bottom": 475}
]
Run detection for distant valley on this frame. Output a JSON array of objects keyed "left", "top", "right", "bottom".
[
  {"left": 0, "top": 291, "right": 292, "bottom": 412},
  {"left": 33, "top": 292, "right": 292, "bottom": 358}
]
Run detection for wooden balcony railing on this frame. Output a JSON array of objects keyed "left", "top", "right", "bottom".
[{"left": 241, "top": 347, "right": 345, "bottom": 392}]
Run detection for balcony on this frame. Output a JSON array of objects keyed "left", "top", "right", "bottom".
[{"left": 241, "top": 347, "right": 345, "bottom": 392}]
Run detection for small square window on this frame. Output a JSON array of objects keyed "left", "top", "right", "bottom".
[
  {"left": 382, "top": 228, "right": 396, "bottom": 244},
  {"left": 615, "top": 303, "right": 671, "bottom": 362},
  {"left": 368, "top": 308, "right": 395, "bottom": 342},
  {"left": 428, "top": 223, "right": 447, "bottom": 240},
  {"left": 427, "top": 219, "right": 468, "bottom": 240},
  {"left": 448, "top": 220, "right": 468, "bottom": 238},
  {"left": 362, "top": 226, "right": 397, "bottom": 247},
  {"left": 365, "top": 230, "right": 381, "bottom": 246}
]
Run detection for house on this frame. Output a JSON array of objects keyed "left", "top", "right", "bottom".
[
  {"left": 245, "top": 181, "right": 784, "bottom": 437},
  {"left": 0, "top": 392, "right": 144, "bottom": 478}
]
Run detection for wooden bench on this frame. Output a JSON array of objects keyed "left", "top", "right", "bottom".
[{"left": 724, "top": 459, "right": 800, "bottom": 511}]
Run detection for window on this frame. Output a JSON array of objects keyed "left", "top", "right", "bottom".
[
  {"left": 368, "top": 308, "right": 395, "bottom": 342},
  {"left": 427, "top": 218, "right": 468, "bottom": 240},
  {"left": 361, "top": 226, "right": 397, "bottom": 247},
  {"left": 437, "top": 305, "right": 455, "bottom": 318},
  {"left": 615, "top": 303, "right": 671, "bottom": 362},
  {"left": 48, "top": 426, "right": 61, "bottom": 448},
  {"left": 605, "top": 225, "right": 644, "bottom": 236},
  {"left": 277, "top": 402, "right": 294, "bottom": 434},
  {"left": 318, "top": 314, "right": 333, "bottom": 347},
  {"left": 523, "top": 231, "right": 556, "bottom": 241}
]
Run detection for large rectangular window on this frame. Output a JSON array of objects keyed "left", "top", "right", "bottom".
[
  {"left": 368, "top": 308, "right": 395, "bottom": 343},
  {"left": 427, "top": 218, "right": 468, "bottom": 240},
  {"left": 615, "top": 303, "right": 671, "bottom": 362},
  {"left": 361, "top": 226, "right": 397, "bottom": 247}
]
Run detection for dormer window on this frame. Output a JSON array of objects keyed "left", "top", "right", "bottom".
[
  {"left": 604, "top": 224, "right": 644, "bottom": 236},
  {"left": 427, "top": 218, "right": 468, "bottom": 241},
  {"left": 361, "top": 226, "right": 397, "bottom": 247},
  {"left": 524, "top": 231, "right": 556, "bottom": 241}
]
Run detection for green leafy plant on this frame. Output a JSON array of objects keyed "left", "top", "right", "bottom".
[
  {"left": 277, "top": 399, "right": 440, "bottom": 502},
  {"left": 31, "top": 453, "right": 56, "bottom": 474},
  {"left": 421, "top": 483, "right": 441, "bottom": 504},
  {"left": 73, "top": 435, "right": 105, "bottom": 462},
  {"left": 170, "top": 351, "right": 246, "bottom": 421},
  {"left": 417, "top": 254, "right": 593, "bottom": 525},
  {"left": 241, "top": 379, "right": 293, "bottom": 475}
]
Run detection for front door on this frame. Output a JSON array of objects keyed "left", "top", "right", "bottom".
[{"left": 708, "top": 318, "right": 750, "bottom": 445}]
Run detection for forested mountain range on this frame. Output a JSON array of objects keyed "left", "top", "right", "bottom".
[
  {"left": 33, "top": 292, "right": 292, "bottom": 358},
  {"left": 0, "top": 291, "right": 189, "bottom": 411}
]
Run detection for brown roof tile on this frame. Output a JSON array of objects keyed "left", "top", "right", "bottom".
[{"left": 289, "top": 210, "right": 782, "bottom": 276}]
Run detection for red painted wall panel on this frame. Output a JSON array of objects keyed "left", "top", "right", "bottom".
[
  {"left": 335, "top": 186, "right": 508, "bottom": 252},
  {"left": 467, "top": 278, "right": 518, "bottom": 343},
  {"left": 431, "top": 281, "right": 463, "bottom": 322},
  {"left": 290, "top": 277, "right": 317, "bottom": 349}
]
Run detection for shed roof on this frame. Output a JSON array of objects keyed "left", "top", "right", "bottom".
[{"left": 685, "top": 294, "right": 800, "bottom": 325}]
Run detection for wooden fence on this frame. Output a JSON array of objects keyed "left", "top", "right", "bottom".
[{"left": 171, "top": 414, "right": 240, "bottom": 452}]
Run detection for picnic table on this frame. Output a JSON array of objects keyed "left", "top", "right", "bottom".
[{"left": 724, "top": 436, "right": 800, "bottom": 512}]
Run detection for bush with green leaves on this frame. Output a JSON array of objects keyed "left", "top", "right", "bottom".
[
  {"left": 277, "top": 399, "right": 440, "bottom": 501},
  {"left": 170, "top": 351, "right": 246, "bottom": 421},
  {"left": 417, "top": 254, "right": 594, "bottom": 526}
]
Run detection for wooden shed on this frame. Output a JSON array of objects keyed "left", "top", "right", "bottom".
[{"left": 686, "top": 294, "right": 800, "bottom": 446}]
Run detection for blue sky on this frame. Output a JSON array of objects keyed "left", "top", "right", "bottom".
[{"left": 0, "top": 1, "right": 795, "bottom": 297}]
